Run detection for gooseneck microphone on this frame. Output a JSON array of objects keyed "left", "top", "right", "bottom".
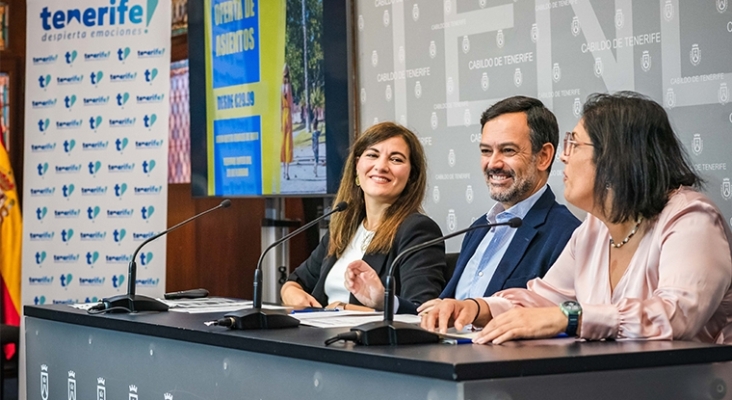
[
  {"left": 348, "top": 216, "right": 522, "bottom": 345},
  {"left": 98, "top": 199, "right": 232, "bottom": 313},
  {"left": 219, "top": 201, "right": 348, "bottom": 330}
]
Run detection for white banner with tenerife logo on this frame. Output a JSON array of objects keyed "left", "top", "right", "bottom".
[{"left": 22, "top": 0, "right": 170, "bottom": 307}]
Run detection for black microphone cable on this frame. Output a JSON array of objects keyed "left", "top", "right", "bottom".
[{"left": 324, "top": 331, "right": 361, "bottom": 346}]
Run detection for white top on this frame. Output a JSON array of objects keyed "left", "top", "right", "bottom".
[{"left": 324, "top": 223, "right": 375, "bottom": 304}]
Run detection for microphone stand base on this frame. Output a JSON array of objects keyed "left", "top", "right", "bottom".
[
  {"left": 224, "top": 308, "right": 300, "bottom": 330},
  {"left": 102, "top": 294, "right": 169, "bottom": 313},
  {"left": 350, "top": 320, "right": 440, "bottom": 346}
]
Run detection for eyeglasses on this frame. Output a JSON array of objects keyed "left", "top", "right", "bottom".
[{"left": 563, "top": 132, "right": 593, "bottom": 157}]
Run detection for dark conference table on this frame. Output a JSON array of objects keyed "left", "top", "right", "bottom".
[{"left": 24, "top": 304, "right": 732, "bottom": 400}]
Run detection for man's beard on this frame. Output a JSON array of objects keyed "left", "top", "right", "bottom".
[{"left": 485, "top": 163, "right": 538, "bottom": 204}]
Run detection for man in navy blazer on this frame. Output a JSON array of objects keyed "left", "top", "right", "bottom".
[{"left": 420, "top": 97, "right": 580, "bottom": 311}]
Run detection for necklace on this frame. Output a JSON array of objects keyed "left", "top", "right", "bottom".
[
  {"left": 361, "top": 230, "right": 375, "bottom": 252},
  {"left": 609, "top": 217, "right": 643, "bottom": 249}
]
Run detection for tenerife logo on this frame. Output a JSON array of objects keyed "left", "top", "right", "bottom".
[
  {"left": 60, "top": 228, "right": 75, "bottom": 243},
  {"left": 64, "top": 139, "right": 77, "bottom": 154},
  {"left": 62, "top": 184, "right": 76, "bottom": 198},
  {"left": 63, "top": 94, "right": 77, "bottom": 110},
  {"left": 56, "top": 118, "right": 83, "bottom": 129},
  {"left": 79, "top": 276, "right": 106, "bottom": 286},
  {"left": 137, "top": 278, "right": 160, "bottom": 287},
  {"left": 138, "top": 48, "right": 165, "bottom": 58},
  {"left": 34, "top": 296, "right": 47, "bottom": 305},
  {"left": 88, "top": 161, "right": 102, "bottom": 176},
  {"left": 59, "top": 273, "right": 74, "bottom": 287},
  {"left": 65, "top": 50, "right": 78, "bottom": 65},
  {"left": 140, "top": 251, "right": 154, "bottom": 266},
  {"left": 113, "top": 228, "right": 127, "bottom": 243},
  {"left": 35, "top": 251, "right": 47, "bottom": 265},
  {"left": 116, "top": 137, "right": 130, "bottom": 152},
  {"left": 54, "top": 254, "right": 79, "bottom": 264},
  {"left": 135, "top": 139, "right": 163, "bottom": 149},
  {"left": 86, "top": 251, "right": 100, "bottom": 266},
  {"left": 141, "top": 205, "right": 155, "bottom": 220},
  {"left": 143, "top": 114, "right": 157, "bottom": 128},
  {"left": 144, "top": 68, "right": 159, "bottom": 83},
  {"left": 29, "top": 276, "right": 54, "bottom": 285},
  {"left": 83, "top": 95, "right": 109, "bottom": 106},
  {"left": 31, "top": 142, "right": 56, "bottom": 153},
  {"left": 109, "top": 117, "right": 136, "bottom": 127},
  {"left": 108, "top": 208, "right": 133, "bottom": 218},
  {"left": 90, "top": 70, "right": 105, "bottom": 85},
  {"left": 106, "top": 254, "right": 131, "bottom": 264},
  {"left": 31, "top": 98, "right": 57, "bottom": 108},
  {"left": 87, "top": 205, "right": 101, "bottom": 220},
  {"left": 109, "top": 162, "right": 135, "bottom": 173},
  {"left": 32, "top": 54, "right": 58, "bottom": 65},
  {"left": 136, "top": 93, "right": 165, "bottom": 103},
  {"left": 38, "top": 74, "right": 52, "bottom": 89},
  {"left": 89, "top": 116, "right": 103, "bottom": 131},
  {"left": 54, "top": 208, "right": 81, "bottom": 218},
  {"left": 38, "top": 118, "right": 50, "bottom": 132},
  {"left": 117, "top": 92, "right": 130, "bottom": 107},
  {"left": 142, "top": 159, "right": 155, "bottom": 174},
  {"left": 30, "top": 187, "right": 55, "bottom": 197},
  {"left": 114, "top": 183, "right": 128, "bottom": 198},
  {"left": 29, "top": 231, "right": 54, "bottom": 241},
  {"left": 134, "top": 185, "right": 162, "bottom": 195},
  {"left": 36, "top": 206, "right": 48, "bottom": 221},
  {"left": 81, "top": 185, "right": 106, "bottom": 196},
  {"left": 57, "top": 74, "right": 84, "bottom": 85},
  {"left": 84, "top": 51, "right": 111, "bottom": 61},
  {"left": 118, "top": 47, "right": 131, "bottom": 61},
  {"left": 82, "top": 140, "right": 108, "bottom": 151},
  {"left": 110, "top": 71, "right": 137, "bottom": 82},
  {"left": 37, "top": 162, "right": 49, "bottom": 177},
  {"left": 112, "top": 274, "right": 126, "bottom": 288},
  {"left": 133, "top": 231, "right": 155, "bottom": 241},
  {"left": 55, "top": 163, "right": 82, "bottom": 174}
]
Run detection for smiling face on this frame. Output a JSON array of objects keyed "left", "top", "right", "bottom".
[
  {"left": 560, "top": 120, "right": 597, "bottom": 213},
  {"left": 480, "top": 112, "right": 550, "bottom": 209},
  {"left": 356, "top": 136, "right": 411, "bottom": 207}
]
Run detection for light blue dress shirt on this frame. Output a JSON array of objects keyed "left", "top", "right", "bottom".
[{"left": 454, "top": 185, "right": 548, "bottom": 300}]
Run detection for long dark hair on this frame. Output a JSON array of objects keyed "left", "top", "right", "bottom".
[
  {"left": 581, "top": 91, "right": 703, "bottom": 223},
  {"left": 328, "top": 122, "right": 427, "bottom": 257}
]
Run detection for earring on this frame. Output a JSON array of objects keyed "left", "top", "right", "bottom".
[{"left": 355, "top": 176, "right": 360, "bottom": 186}]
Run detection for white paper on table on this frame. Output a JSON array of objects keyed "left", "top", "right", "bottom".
[{"left": 295, "top": 311, "right": 422, "bottom": 328}]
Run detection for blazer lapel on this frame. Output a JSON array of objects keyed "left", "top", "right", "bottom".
[{"left": 484, "top": 188, "right": 555, "bottom": 296}]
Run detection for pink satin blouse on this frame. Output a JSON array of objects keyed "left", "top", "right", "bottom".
[{"left": 483, "top": 188, "right": 732, "bottom": 343}]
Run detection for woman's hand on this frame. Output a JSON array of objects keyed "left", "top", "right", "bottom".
[
  {"left": 420, "top": 298, "right": 486, "bottom": 334},
  {"left": 416, "top": 298, "right": 442, "bottom": 316},
  {"left": 344, "top": 260, "right": 385, "bottom": 310},
  {"left": 474, "top": 306, "right": 567, "bottom": 345},
  {"left": 280, "top": 281, "right": 322, "bottom": 308}
]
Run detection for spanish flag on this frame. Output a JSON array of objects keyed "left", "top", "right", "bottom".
[{"left": 0, "top": 135, "right": 21, "bottom": 360}]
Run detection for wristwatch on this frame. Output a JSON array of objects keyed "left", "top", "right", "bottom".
[{"left": 560, "top": 300, "right": 582, "bottom": 337}]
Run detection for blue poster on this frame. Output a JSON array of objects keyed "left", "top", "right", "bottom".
[{"left": 214, "top": 116, "right": 262, "bottom": 195}]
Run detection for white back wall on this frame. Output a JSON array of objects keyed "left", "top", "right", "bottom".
[{"left": 356, "top": 0, "right": 732, "bottom": 251}]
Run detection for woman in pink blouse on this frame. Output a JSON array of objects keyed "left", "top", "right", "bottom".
[{"left": 422, "top": 92, "right": 732, "bottom": 344}]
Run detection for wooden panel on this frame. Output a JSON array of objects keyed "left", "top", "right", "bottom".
[{"left": 165, "top": 186, "right": 312, "bottom": 299}]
